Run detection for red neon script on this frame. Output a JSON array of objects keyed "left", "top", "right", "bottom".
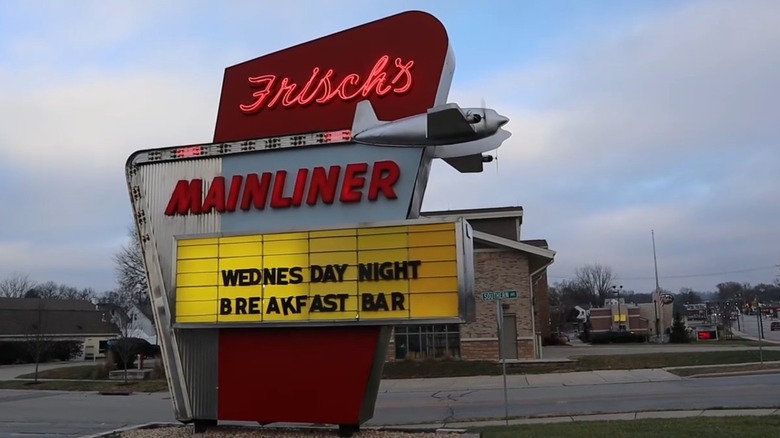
[{"left": 239, "top": 55, "right": 414, "bottom": 114}]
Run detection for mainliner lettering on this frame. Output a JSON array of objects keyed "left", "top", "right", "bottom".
[
  {"left": 239, "top": 55, "right": 415, "bottom": 114},
  {"left": 165, "top": 160, "right": 400, "bottom": 216}
]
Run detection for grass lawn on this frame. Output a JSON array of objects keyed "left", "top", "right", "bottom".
[
  {"left": 10, "top": 363, "right": 168, "bottom": 392},
  {"left": 669, "top": 362, "right": 780, "bottom": 377},
  {"left": 382, "top": 350, "right": 780, "bottom": 379},
  {"left": 17, "top": 365, "right": 102, "bottom": 380},
  {"left": 477, "top": 416, "right": 780, "bottom": 438},
  {"left": 0, "top": 379, "right": 168, "bottom": 392}
]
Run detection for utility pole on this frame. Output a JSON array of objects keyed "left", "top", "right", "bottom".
[
  {"left": 652, "top": 230, "right": 662, "bottom": 342},
  {"left": 757, "top": 294, "right": 763, "bottom": 366}
]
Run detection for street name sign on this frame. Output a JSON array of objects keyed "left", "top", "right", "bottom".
[{"left": 481, "top": 290, "right": 517, "bottom": 301}]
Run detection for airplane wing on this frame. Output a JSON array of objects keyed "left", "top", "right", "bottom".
[{"left": 427, "top": 104, "right": 476, "bottom": 140}]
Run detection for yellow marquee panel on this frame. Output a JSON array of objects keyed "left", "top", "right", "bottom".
[{"left": 172, "top": 220, "right": 472, "bottom": 326}]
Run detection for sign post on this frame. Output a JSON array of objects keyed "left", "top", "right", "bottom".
[
  {"left": 496, "top": 300, "right": 509, "bottom": 425},
  {"left": 757, "top": 296, "right": 763, "bottom": 365},
  {"left": 483, "top": 290, "right": 516, "bottom": 425}
]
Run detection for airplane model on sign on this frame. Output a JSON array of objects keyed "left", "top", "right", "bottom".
[{"left": 351, "top": 99, "right": 512, "bottom": 173}]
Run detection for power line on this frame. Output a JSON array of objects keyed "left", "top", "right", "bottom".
[{"left": 549, "top": 264, "right": 779, "bottom": 281}]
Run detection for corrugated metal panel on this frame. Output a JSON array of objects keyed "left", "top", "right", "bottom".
[
  {"left": 178, "top": 328, "right": 219, "bottom": 419},
  {"left": 129, "top": 157, "right": 222, "bottom": 421},
  {"left": 139, "top": 159, "right": 222, "bottom": 304}
]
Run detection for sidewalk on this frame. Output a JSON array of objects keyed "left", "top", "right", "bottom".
[
  {"left": 402, "top": 407, "right": 780, "bottom": 430},
  {"left": 0, "top": 360, "right": 91, "bottom": 381},
  {"left": 379, "top": 368, "right": 679, "bottom": 393}
]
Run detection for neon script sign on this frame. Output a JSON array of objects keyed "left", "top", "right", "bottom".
[{"left": 239, "top": 55, "right": 415, "bottom": 114}]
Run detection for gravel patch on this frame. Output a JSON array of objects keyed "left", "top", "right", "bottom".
[{"left": 116, "top": 425, "right": 467, "bottom": 438}]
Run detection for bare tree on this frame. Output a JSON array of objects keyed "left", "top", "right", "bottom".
[
  {"left": 575, "top": 264, "right": 616, "bottom": 306},
  {"left": 24, "top": 281, "right": 97, "bottom": 301},
  {"left": 24, "top": 281, "right": 58, "bottom": 299},
  {"left": 0, "top": 273, "right": 37, "bottom": 298},
  {"left": 24, "top": 300, "right": 53, "bottom": 383},
  {"left": 113, "top": 225, "right": 150, "bottom": 309},
  {"left": 110, "top": 303, "right": 141, "bottom": 384}
]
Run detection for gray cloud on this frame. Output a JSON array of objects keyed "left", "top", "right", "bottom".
[
  {"left": 1, "top": 0, "right": 779, "bottom": 296},
  {"left": 423, "top": 0, "right": 780, "bottom": 292}
]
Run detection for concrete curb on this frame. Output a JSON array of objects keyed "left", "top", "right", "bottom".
[
  {"left": 684, "top": 368, "right": 780, "bottom": 378},
  {"left": 80, "top": 408, "right": 780, "bottom": 437},
  {"left": 81, "top": 422, "right": 180, "bottom": 438}
]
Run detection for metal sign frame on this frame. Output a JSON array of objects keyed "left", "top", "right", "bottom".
[{"left": 168, "top": 216, "right": 475, "bottom": 329}]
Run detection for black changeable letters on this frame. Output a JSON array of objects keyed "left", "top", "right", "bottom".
[
  {"left": 361, "top": 292, "right": 405, "bottom": 311},
  {"left": 221, "top": 267, "right": 304, "bottom": 286},
  {"left": 357, "top": 260, "right": 421, "bottom": 281},
  {"left": 264, "top": 293, "right": 350, "bottom": 315},
  {"left": 217, "top": 259, "right": 424, "bottom": 317},
  {"left": 310, "top": 264, "right": 348, "bottom": 282}
]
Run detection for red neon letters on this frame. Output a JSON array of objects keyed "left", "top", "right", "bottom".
[
  {"left": 239, "top": 56, "right": 415, "bottom": 114},
  {"left": 165, "top": 160, "right": 401, "bottom": 216}
]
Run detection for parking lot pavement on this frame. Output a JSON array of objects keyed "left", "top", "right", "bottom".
[{"left": 0, "top": 389, "right": 175, "bottom": 438}]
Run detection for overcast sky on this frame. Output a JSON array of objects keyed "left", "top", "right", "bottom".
[{"left": 0, "top": 0, "right": 778, "bottom": 295}]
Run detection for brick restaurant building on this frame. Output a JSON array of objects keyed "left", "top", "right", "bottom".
[{"left": 387, "top": 206, "right": 555, "bottom": 362}]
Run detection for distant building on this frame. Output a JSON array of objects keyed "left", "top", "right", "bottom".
[
  {"left": 586, "top": 297, "right": 673, "bottom": 341},
  {"left": 0, "top": 298, "right": 120, "bottom": 360},
  {"left": 98, "top": 303, "right": 158, "bottom": 345},
  {"left": 588, "top": 299, "right": 650, "bottom": 336}
]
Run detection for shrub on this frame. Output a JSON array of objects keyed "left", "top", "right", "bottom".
[
  {"left": 0, "top": 340, "right": 84, "bottom": 364},
  {"left": 151, "top": 359, "right": 167, "bottom": 380},
  {"left": 670, "top": 312, "right": 691, "bottom": 343},
  {"left": 49, "top": 341, "right": 83, "bottom": 361},
  {"left": 91, "top": 361, "right": 115, "bottom": 379},
  {"left": 0, "top": 342, "right": 26, "bottom": 365},
  {"left": 542, "top": 333, "right": 569, "bottom": 346},
  {"left": 589, "top": 331, "right": 647, "bottom": 344}
]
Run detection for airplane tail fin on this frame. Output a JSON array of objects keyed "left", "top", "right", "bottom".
[
  {"left": 443, "top": 154, "right": 485, "bottom": 173},
  {"left": 352, "top": 100, "right": 385, "bottom": 136}
]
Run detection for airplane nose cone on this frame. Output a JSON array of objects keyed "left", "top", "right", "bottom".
[{"left": 496, "top": 114, "right": 509, "bottom": 127}]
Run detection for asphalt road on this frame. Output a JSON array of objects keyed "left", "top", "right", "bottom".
[
  {"left": 2, "top": 372, "right": 780, "bottom": 437},
  {"left": 0, "top": 390, "right": 175, "bottom": 437}
]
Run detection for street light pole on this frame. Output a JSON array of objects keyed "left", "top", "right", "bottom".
[
  {"left": 612, "top": 285, "right": 624, "bottom": 330},
  {"left": 756, "top": 293, "right": 763, "bottom": 366},
  {"left": 652, "top": 230, "right": 662, "bottom": 341}
]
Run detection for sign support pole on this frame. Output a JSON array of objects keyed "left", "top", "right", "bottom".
[
  {"left": 756, "top": 296, "right": 763, "bottom": 366},
  {"left": 496, "top": 301, "right": 509, "bottom": 425}
]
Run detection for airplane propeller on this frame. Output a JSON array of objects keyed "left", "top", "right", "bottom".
[{"left": 481, "top": 96, "right": 500, "bottom": 175}]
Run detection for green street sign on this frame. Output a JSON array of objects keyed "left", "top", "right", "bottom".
[{"left": 481, "top": 290, "right": 518, "bottom": 301}]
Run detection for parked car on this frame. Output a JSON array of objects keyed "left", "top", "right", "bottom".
[{"left": 105, "top": 337, "right": 160, "bottom": 368}]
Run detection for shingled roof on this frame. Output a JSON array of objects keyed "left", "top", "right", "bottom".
[{"left": 0, "top": 298, "right": 120, "bottom": 339}]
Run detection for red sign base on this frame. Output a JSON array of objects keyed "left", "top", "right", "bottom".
[{"left": 217, "top": 326, "right": 391, "bottom": 428}]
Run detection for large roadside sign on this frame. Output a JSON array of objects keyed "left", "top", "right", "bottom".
[{"left": 126, "top": 10, "right": 508, "bottom": 433}]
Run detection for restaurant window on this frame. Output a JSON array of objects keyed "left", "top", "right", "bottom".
[{"left": 394, "top": 324, "right": 460, "bottom": 360}]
